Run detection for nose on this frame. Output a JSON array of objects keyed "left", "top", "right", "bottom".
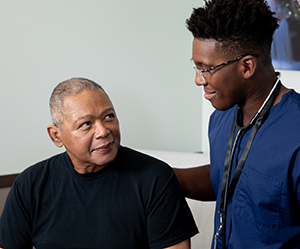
[
  {"left": 94, "top": 121, "right": 110, "bottom": 139},
  {"left": 195, "top": 73, "right": 207, "bottom": 86}
]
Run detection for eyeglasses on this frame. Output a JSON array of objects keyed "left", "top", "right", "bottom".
[{"left": 190, "top": 54, "right": 258, "bottom": 84}]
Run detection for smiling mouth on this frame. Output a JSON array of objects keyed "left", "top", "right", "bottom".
[
  {"left": 92, "top": 141, "right": 114, "bottom": 153},
  {"left": 204, "top": 90, "right": 217, "bottom": 100}
]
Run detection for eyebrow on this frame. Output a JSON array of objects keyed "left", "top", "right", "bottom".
[
  {"left": 192, "top": 57, "right": 214, "bottom": 68},
  {"left": 196, "top": 61, "right": 213, "bottom": 68},
  {"left": 74, "top": 107, "right": 115, "bottom": 124}
]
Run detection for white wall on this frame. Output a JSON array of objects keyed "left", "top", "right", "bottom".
[
  {"left": 201, "top": 70, "right": 300, "bottom": 154},
  {"left": 0, "top": 0, "right": 204, "bottom": 175},
  {"left": 1, "top": 1, "right": 298, "bottom": 175}
]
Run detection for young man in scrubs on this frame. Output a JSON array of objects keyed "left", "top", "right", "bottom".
[{"left": 174, "top": 0, "right": 300, "bottom": 248}]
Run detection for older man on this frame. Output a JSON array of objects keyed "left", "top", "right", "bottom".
[{"left": 0, "top": 78, "right": 198, "bottom": 249}]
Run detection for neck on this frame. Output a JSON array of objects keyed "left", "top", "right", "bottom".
[
  {"left": 239, "top": 72, "right": 287, "bottom": 126},
  {"left": 74, "top": 164, "right": 106, "bottom": 174}
]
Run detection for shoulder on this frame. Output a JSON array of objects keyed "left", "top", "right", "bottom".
[
  {"left": 114, "top": 147, "right": 181, "bottom": 202},
  {"left": 15, "top": 152, "right": 68, "bottom": 186},
  {"left": 6, "top": 153, "right": 68, "bottom": 211},
  {"left": 116, "top": 146, "right": 174, "bottom": 177},
  {"left": 118, "top": 146, "right": 169, "bottom": 165},
  {"left": 286, "top": 90, "right": 300, "bottom": 108},
  {"left": 274, "top": 90, "right": 300, "bottom": 123}
]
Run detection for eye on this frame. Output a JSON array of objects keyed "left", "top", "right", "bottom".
[
  {"left": 105, "top": 113, "right": 115, "bottom": 121},
  {"left": 197, "top": 65, "right": 205, "bottom": 70},
  {"left": 79, "top": 121, "right": 91, "bottom": 129},
  {"left": 193, "top": 61, "right": 204, "bottom": 70}
]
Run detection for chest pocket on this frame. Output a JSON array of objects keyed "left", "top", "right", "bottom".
[{"left": 234, "top": 165, "right": 283, "bottom": 229}]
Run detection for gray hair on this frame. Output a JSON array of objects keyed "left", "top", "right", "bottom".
[{"left": 50, "top": 77, "right": 106, "bottom": 128}]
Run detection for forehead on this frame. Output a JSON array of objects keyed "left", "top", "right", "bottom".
[
  {"left": 63, "top": 90, "right": 114, "bottom": 118},
  {"left": 192, "top": 38, "right": 222, "bottom": 63}
]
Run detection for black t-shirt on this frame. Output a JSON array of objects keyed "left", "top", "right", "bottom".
[{"left": 0, "top": 146, "right": 198, "bottom": 249}]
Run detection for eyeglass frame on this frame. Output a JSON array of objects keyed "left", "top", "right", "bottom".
[{"left": 190, "top": 54, "right": 259, "bottom": 84}]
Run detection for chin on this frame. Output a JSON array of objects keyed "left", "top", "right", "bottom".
[{"left": 95, "top": 147, "right": 119, "bottom": 166}]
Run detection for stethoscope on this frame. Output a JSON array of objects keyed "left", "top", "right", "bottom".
[{"left": 214, "top": 73, "right": 282, "bottom": 249}]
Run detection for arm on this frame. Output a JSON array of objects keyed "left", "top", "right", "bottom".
[
  {"left": 146, "top": 163, "right": 198, "bottom": 249},
  {"left": 164, "top": 239, "right": 190, "bottom": 249},
  {"left": 0, "top": 179, "right": 32, "bottom": 248},
  {"left": 173, "top": 164, "right": 216, "bottom": 201}
]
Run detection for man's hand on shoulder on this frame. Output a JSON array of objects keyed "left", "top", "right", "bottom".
[{"left": 164, "top": 239, "right": 190, "bottom": 249}]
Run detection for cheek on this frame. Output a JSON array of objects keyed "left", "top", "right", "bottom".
[
  {"left": 213, "top": 81, "right": 235, "bottom": 99},
  {"left": 210, "top": 88, "right": 237, "bottom": 110},
  {"left": 109, "top": 123, "right": 120, "bottom": 139},
  {"left": 113, "top": 126, "right": 120, "bottom": 136},
  {"left": 73, "top": 134, "right": 95, "bottom": 152}
]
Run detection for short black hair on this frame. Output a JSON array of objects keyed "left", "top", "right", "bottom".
[{"left": 186, "top": 0, "right": 279, "bottom": 60}]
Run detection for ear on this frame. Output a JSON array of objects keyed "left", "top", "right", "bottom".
[
  {"left": 47, "top": 125, "right": 64, "bottom": 148},
  {"left": 241, "top": 55, "right": 257, "bottom": 79}
]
